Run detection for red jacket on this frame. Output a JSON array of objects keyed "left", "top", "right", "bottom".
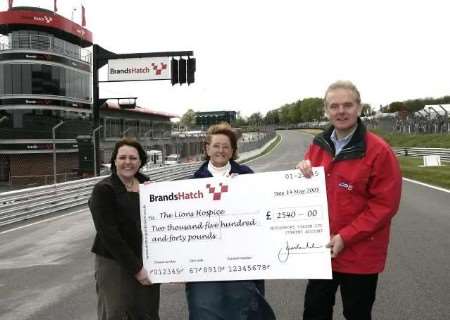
[{"left": 305, "top": 121, "right": 402, "bottom": 274}]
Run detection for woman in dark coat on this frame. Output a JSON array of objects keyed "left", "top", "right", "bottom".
[
  {"left": 89, "top": 138, "right": 160, "bottom": 320},
  {"left": 185, "top": 123, "right": 276, "bottom": 320}
]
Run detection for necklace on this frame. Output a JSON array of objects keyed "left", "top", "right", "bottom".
[{"left": 124, "top": 178, "right": 135, "bottom": 190}]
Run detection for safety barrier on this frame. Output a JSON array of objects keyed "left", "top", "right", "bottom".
[
  {"left": 0, "top": 133, "right": 280, "bottom": 227},
  {"left": 393, "top": 147, "right": 450, "bottom": 162},
  {"left": 0, "top": 162, "right": 201, "bottom": 227}
]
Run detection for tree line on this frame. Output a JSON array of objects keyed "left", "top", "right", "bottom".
[
  {"left": 382, "top": 96, "right": 450, "bottom": 113},
  {"left": 179, "top": 95, "right": 450, "bottom": 128}
]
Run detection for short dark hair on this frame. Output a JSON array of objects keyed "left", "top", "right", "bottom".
[
  {"left": 110, "top": 138, "right": 147, "bottom": 173},
  {"left": 204, "top": 122, "right": 238, "bottom": 160}
]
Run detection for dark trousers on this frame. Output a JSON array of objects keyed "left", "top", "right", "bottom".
[
  {"left": 95, "top": 255, "right": 160, "bottom": 320},
  {"left": 186, "top": 280, "right": 276, "bottom": 320},
  {"left": 303, "top": 272, "right": 378, "bottom": 320}
]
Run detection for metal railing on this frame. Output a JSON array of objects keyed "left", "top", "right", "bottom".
[
  {"left": 9, "top": 172, "right": 80, "bottom": 186},
  {"left": 393, "top": 147, "right": 450, "bottom": 161},
  {"left": 238, "top": 130, "right": 276, "bottom": 153},
  {"left": 0, "top": 133, "right": 280, "bottom": 227},
  {"left": 0, "top": 33, "right": 92, "bottom": 64},
  {"left": 0, "top": 162, "right": 201, "bottom": 227}
]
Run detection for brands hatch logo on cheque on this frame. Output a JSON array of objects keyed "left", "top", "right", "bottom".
[
  {"left": 206, "top": 182, "right": 229, "bottom": 200},
  {"left": 148, "top": 183, "right": 229, "bottom": 202}
]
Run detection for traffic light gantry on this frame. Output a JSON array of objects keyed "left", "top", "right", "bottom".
[{"left": 171, "top": 57, "right": 196, "bottom": 85}]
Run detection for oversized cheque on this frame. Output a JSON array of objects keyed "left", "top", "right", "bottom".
[{"left": 139, "top": 168, "right": 332, "bottom": 283}]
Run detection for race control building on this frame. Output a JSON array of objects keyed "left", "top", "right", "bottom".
[
  {"left": 0, "top": 6, "right": 203, "bottom": 187},
  {"left": 0, "top": 6, "right": 93, "bottom": 185}
]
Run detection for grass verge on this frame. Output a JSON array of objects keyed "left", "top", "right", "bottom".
[
  {"left": 398, "top": 157, "right": 450, "bottom": 189},
  {"left": 371, "top": 130, "right": 450, "bottom": 148}
]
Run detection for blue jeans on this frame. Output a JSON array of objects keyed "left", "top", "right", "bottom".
[{"left": 186, "top": 280, "right": 275, "bottom": 320}]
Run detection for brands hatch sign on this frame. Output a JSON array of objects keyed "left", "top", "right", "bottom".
[{"left": 108, "top": 57, "right": 171, "bottom": 81}]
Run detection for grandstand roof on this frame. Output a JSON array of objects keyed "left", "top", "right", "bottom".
[
  {"left": 424, "top": 104, "right": 450, "bottom": 112},
  {"left": 103, "top": 100, "right": 178, "bottom": 119}
]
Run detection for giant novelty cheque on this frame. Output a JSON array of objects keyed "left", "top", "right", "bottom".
[{"left": 139, "top": 168, "right": 332, "bottom": 283}]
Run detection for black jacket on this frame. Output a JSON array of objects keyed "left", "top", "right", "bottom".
[
  {"left": 194, "top": 159, "right": 254, "bottom": 178},
  {"left": 89, "top": 172, "right": 149, "bottom": 275}
]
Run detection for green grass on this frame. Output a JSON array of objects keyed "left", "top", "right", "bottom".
[
  {"left": 372, "top": 131, "right": 450, "bottom": 189},
  {"left": 398, "top": 157, "right": 450, "bottom": 189},
  {"left": 371, "top": 130, "right": 450, "bottom": 148}
]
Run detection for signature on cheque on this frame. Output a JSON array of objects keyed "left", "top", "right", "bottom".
[{"left": 277, "top": 241, "right": 323, "bottom": 263}]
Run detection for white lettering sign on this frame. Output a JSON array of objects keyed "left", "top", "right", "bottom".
[{"left": 108, "top": 57, "right": 171, "bottom": 81}]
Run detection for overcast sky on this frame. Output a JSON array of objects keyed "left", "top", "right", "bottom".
[{"left": 4, "top": 0, "right": 450, "bottom": 118}]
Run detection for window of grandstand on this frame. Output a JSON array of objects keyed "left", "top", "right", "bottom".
[
  {"left": 0, "top": 63, "right": 91, "bottom": 100},
  {"left": 8, "top": 31, "right": 88, "bottom": 62},
  {"left": 139, "top": 120, "right": 153, "bottom": 138},
  {"left": 124, "top": 119, "right": 139, "bottom": 137},
  {"left": 152, "top": 121, "right": 172, "bottom": 138},
  {"left": 104, "top": 118, "right": 122, "bottom": 138}
]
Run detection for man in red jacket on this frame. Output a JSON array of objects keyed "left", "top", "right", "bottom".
[{"left": 297, "top": 80, "right": 402, "bottom": 320}]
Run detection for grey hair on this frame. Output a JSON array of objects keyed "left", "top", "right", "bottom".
[{"left": 324, "top": 80, "right": 361, "bottom": 106}]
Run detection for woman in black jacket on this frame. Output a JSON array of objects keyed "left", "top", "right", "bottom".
[
  {"left": 185, "top": 123, "right": 275, "bottom": 320},
  {"left": 89, "top": 138, "right": 160, "bottom": 320}
]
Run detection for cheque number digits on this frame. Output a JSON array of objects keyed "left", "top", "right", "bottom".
[
  {"left": 189, "top": 266, "right": 226, "bottom": 274},
  {"left": 228, "top": 264, "right": 271, "bottom": 272},
  {"left": 149, "top": 267, "right": 184, "bottom": 275},
  {"left": 189, "top": 264, "right": 271, "bottom": 274}
]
